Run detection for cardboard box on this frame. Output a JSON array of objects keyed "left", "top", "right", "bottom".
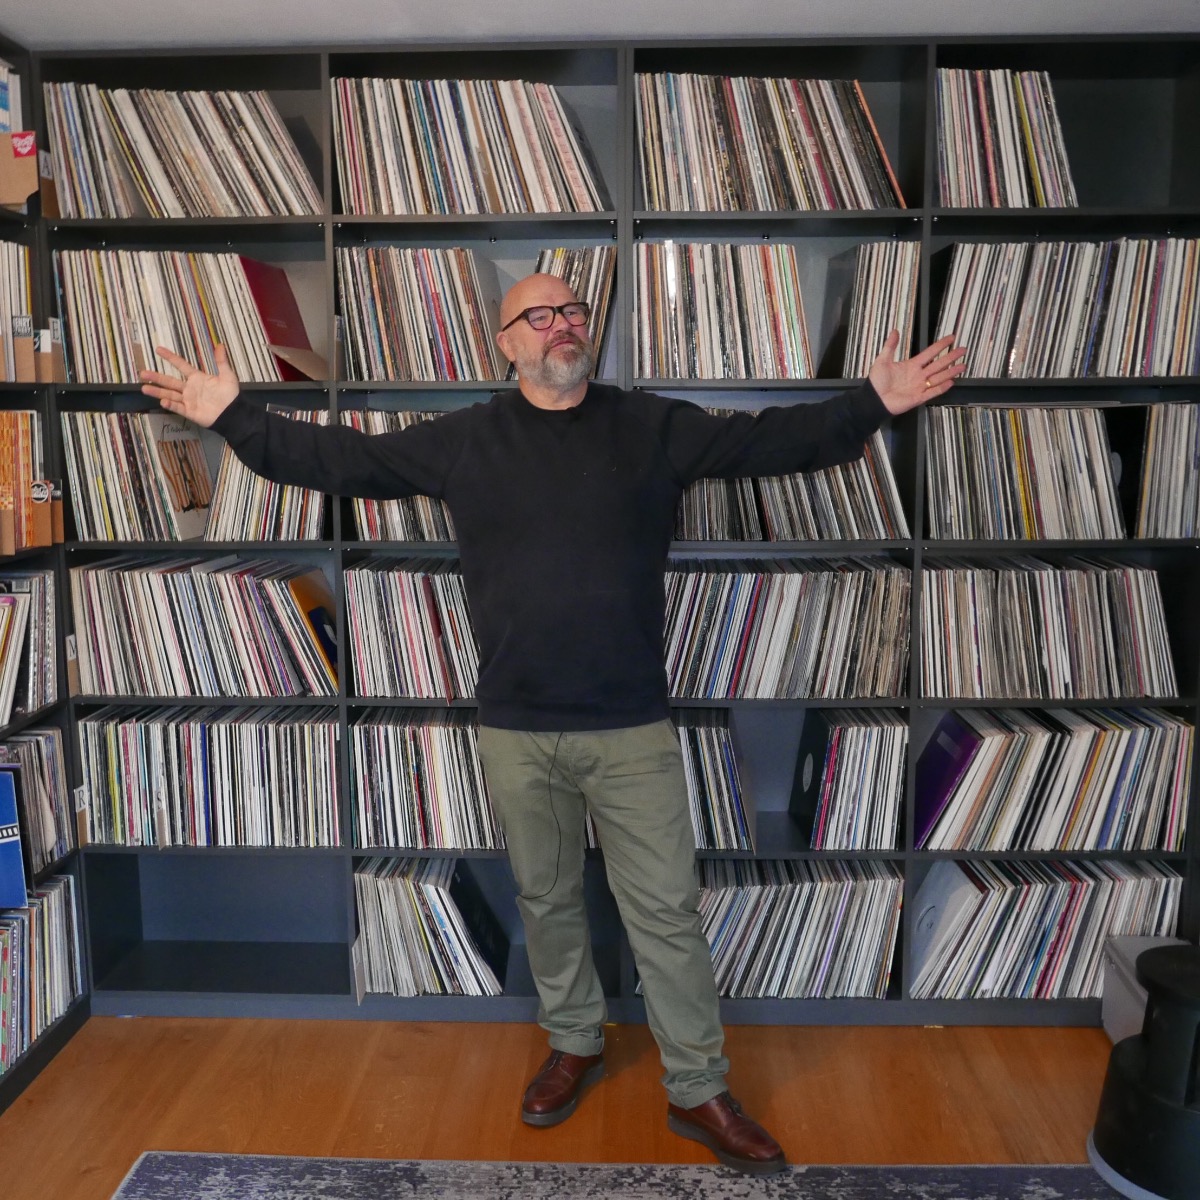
[
  {"left": 8, "top": 314, "right": 35, "bottom": 383},
  {"left": 38, "top": 149, "right": 60, "bottom": 219},
  {"left": 0, "top": 132, "right": 37, "bottom": 207},
  {"left": 34, "top": 325, "right": 67, "bottom": 383}
]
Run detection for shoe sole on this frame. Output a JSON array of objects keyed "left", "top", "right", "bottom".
[
  {"left": 521, "top": 1061, "right": 606, "bottom": 1128},
  {"left": 667, "top": 1112, "right": 788, "bottom": 1176}
]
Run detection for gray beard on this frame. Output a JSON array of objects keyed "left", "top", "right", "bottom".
[{"left": 515, "top": 337, "right": 594, "bottom": 389}]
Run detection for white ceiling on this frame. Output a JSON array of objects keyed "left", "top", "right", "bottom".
[{"left": 2, "top": 0, "right": 1199, "bottom": 52}]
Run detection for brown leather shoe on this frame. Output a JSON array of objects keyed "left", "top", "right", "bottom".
[
  {"left": 520, "top": 1050, "right": 605, "bottom": 1127},
  {"left": 667, "top": 1091, "right": 787, "bottom": 1175}
]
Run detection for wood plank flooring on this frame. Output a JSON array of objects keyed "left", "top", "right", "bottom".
[{"left": 0, "top": 1018, "right": 1113, "bottom": 1200}]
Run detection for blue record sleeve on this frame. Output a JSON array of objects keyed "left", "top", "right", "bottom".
[{"left": 0, "top": 770, "right": 28, "bottom": 909}]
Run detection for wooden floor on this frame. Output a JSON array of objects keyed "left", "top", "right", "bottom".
[{"left": 0, "top": 1017, "right": 1111, "bottom": 1200}]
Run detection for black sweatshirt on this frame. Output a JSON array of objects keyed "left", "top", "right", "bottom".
[{"left": 211, "top": 381, "right": 888, "bottom": 730}]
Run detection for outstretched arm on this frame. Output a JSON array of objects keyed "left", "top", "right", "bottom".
[
  {"left": 140, "top": 345, "right": 455, "bottom": 500},
  {"left": 656, "top": 332, "right": 968, "bottom": 483}
]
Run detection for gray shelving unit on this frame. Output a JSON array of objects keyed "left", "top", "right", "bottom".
[
  {"left": 0, "top": 25, "right": 91, "bottom": 1118},
  {"left": 2, "top": 30, "right": 1199, "bottom": 1115}
]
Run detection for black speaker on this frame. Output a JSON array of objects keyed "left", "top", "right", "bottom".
[{"left": 1089, "top": 945, "right": 1200, "bottom": 1200}]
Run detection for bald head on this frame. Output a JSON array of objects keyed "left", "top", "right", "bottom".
[
  {"left": 499, "top": 272, "right": 580, "bottom": 328},
  {"left": 495, "top": 272, "right": 594, "bottom": 398}
]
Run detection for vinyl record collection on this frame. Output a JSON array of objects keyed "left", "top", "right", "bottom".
[
  {"left": 0, "top": 57, "right": 23, "bottom": 132},
  {"left": 42, "top": 82, "right": 322, "bottom": 218},
  {"left": 676, "top": 427, "right": 909, "bottom": 541},
  {"left": 1136, "top": 404, "right": 1200, "bottom": 538},
  {"left": 910, "top": 858, "right": 1182, "bottom": 999},
  {"left": 4, "top": 32, "right": 1200, "bottom": 1051},
  {"left": 69, "top": 558, "right": 338, "bottom": 697},
  {"left": 505, "top": 245, "right": 616, "bottom": 379},
  {"left": 350, "top": 708, "right": 500, "bottom": 850},
  {"left": 1, "top": 875, "right": 83, "bottom": 1077},
  {"left": 635, "top": 73, "right": 904, "bottom": 211},
  {"left": 676, "top": 471, "right": 761, "bottom": 541},
  {"left": 0, "top": 409, "right": 48, "bottom": 554},
  {"left": 342, "top": 412, "right": 456, "bottom": 541},
  {"left": 348, "top": 707, "right": 746, "bottom": 852},
  {"left": 345, "top": 558, "right": 477, "bottom": 699},
  {"left": 1, "top": 239, "right": 31, "bottom": 381},
  {"left": 332, "top": 77, "right": 605, "bottom": 215},
  {"left": 677, "top": 709, "right": 752, "bottom": 851},
  {"left": 353, "top": 857, "right": 506, "bottom": 997},
  {"left": 62, "top": 411, "right": 213, "bottom": 541},
  {"left": 0, "top": 589, "right": 27, "bottom": 722},
  {"left": 0, "top": 570, "right": 55, "bottom": 723},
  {"left": 935, "top": 68, "right": 1077, "bottom": 207},
  {"left": 665, "top": 558, "right": 911, "bottom": 699},
  {"left": 53, "top": 249, "right": 291, "bottom": 383},
  {"left": 791, "top": 709, "right": 908, "bottom": 850},
  {"left": 77, "top": 705, "right": 339, "bottom": 846},
  {"left": 336, "top": 246, "right": 502, "bottom": 382},
  {"left": 915, "top": 707, "right": 1192, "bottom": 852},
  {"left": 0, "top": 728, "right": 72, "bottom": 873},
  {"left": 698, "top": 859, "right": 903, "bottom": 998},
  {"left": 634, "top": 241, "right": 813, "bottom": 379},
  {"left": 921, "top": 557, "right": 1176, "bottom": 699},
  {"left": 925, "top": 405, "right": 1124, "bottom": 539},
  {"left": 841, "top": 240, "right": 920, "bottom": 378},
  {"left": 205, "top": 407, "right": 328, "bottom": 541},
  {"left": 934, "top": 238, "right": 1200, "bottom": 378}
]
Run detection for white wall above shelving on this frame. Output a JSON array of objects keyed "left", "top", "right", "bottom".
[{"left": 2, "top": 0, "right": 1199, "bottom": 52}]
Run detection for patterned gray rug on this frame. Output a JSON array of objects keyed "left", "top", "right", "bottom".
[{"left": 112, "top": 1153, "right": 1122, "bottom": 1199}]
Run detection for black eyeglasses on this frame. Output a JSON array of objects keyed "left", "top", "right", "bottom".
[{"left": 500, "top": 301, "right": 591, "bottom": 332}]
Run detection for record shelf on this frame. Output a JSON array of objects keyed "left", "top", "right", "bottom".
[
  {"left": 1, "top": 29, "right": 1199, "bottom": 1115},
  {"left": 1, "top": 24, "right": 92, "bottom": 1117}
]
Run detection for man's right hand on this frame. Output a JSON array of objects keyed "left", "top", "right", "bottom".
[{"left": 140, "top": 344, "right": 241, "bottom": 428}]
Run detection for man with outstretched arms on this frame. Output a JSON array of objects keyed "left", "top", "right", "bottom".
[{"left": 141, "top": 273, "right": 964, "bottom": 1175}]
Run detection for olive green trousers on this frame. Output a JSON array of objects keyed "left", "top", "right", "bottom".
[{"left": 477, "top": 719, "right": 729, "bottom": 1109}]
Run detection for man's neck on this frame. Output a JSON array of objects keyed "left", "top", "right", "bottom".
[{"left": 516, "top": 377, "right": 588, "bottom": 411}]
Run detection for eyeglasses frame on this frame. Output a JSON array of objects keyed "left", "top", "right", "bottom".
[{"left": 499, "top": 301, "right": 592, "bottom": 333}]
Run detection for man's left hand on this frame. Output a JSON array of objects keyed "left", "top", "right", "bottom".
[{"left": 868, "top": 331, "right": 968, "bottom": 415}]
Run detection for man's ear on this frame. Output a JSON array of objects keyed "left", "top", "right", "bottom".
[{"left": 496, "top": 328, "right": 514, "bottom": 363}]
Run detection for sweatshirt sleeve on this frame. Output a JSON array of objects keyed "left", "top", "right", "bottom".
[
  {"left": 653, "top": 381, "right": 890, "bottom": 484},
  {"left": 209, "top": 396, "right": 459, "bottom": 500}
]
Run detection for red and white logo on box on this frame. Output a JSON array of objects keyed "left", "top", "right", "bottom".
[{"left": 11, "top": 132, "right": 36, "bottom": 157}]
